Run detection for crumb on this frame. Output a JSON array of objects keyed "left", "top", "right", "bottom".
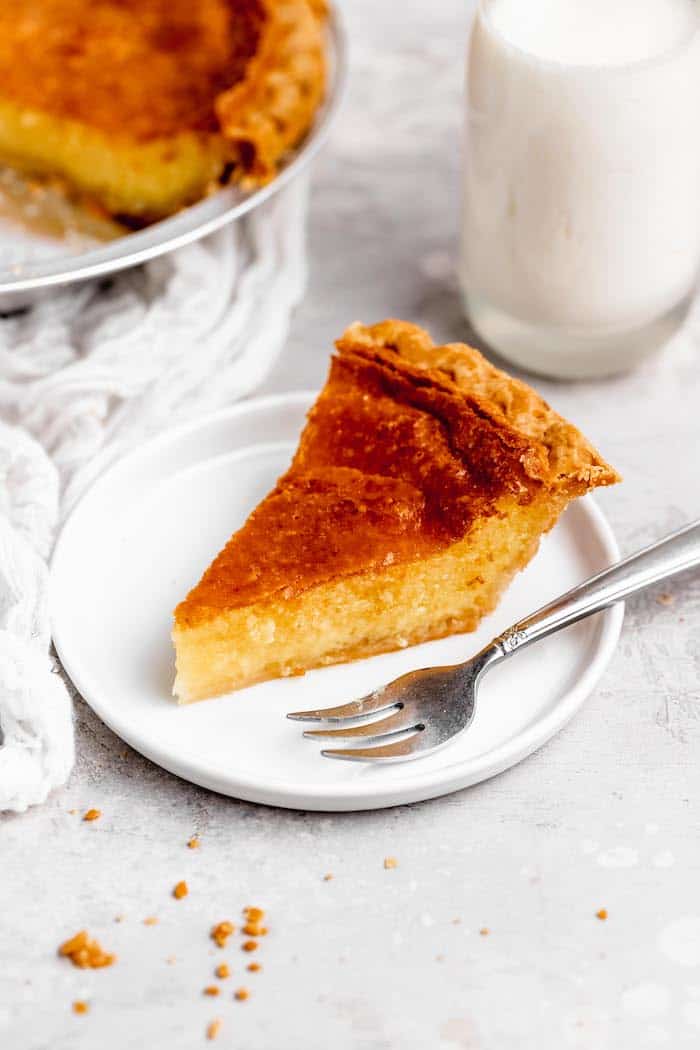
[
  {"left": 596, "top": 908, "right": 608, "bottom": 921},
  {"left": 187, "top": 836, "right": 200, "bottom": 849},
  {"left": 479, "top": 927, "right": 490, "bottom": 936},
  {"left": 83, "top": 808, "right": 101, "bottom": 822},
  {"left": 384, "top": 856, "right": 398, "bottom": 870},
  {"left": 211, "top": 921, "right": 234, "bottom": 948},
  {"left": 72, "top": 1000, "right": 89, "bottom": 1015},
  {"left": 243, "top": 907, "right": 264, "bottom": 924},
  {"left": 173, "top": 880, "right": 188, "bottom": 900},
  {"left": 247, "top": 962, "right": 261, "bottom": 973},
  {"left": 59, "top": 931, "right": 116, "bottom": 969},
  {"left": 656, "top": 593, "right": 674, "bottom": 607},
  {"left": 206, "top": 1019, "right": 222, "bottom": 1040},
  {"left": 242, "top": 940, "right": 258, "bottom": 953},
  {"left": 204, "top": 986, "right": 220, "bottom": 997},
  {"left": 234, "top": 988, "right": 250, "bottom": 1002},
  {"left": 215, "top": 963, "right": 230, "bottom": 980},
  {"left": 143, "top": 917, "right": 158, "bottom": 926},
  {"left": 242, "top": 922, "right": 267, "bottom": 937},
  {"left": 114, "top": 915, "right": 125, "bottom": 923},
  {"left": 323, "top": 873, "right": 334, "bottom": 881}
]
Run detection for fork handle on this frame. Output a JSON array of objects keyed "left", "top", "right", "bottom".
[{"left": 494, "top": 516, "right": 700, "bottom": 657}]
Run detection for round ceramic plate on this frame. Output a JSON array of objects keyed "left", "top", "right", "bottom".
[{"left": 51, "top": 393, "right": 623, "bottom": 811}]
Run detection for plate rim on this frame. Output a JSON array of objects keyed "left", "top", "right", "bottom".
[
  {"left": 0, "top": 7, "right": 347, "bottom": 297},
  {"left": 51, "top": 392, "right": 624, "bottom": 812}
]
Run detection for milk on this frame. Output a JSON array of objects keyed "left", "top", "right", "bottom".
[
  {"left": 485, "top": 0, "right": 697, "bottom": 65},
  {"left": 460, "top": 0, "right": 700, "bottom": 378}
]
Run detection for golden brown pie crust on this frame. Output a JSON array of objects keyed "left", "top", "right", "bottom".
[{"left": 216, "top": 0, "right": 329, "bottom": 180}]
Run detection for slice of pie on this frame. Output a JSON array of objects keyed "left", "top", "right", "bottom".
[
  {"left": 173, "top": 319, "right": 619, "bottom": 702},
  {"left": 0, "top": 0, "right": 326, "bottom": 220}
]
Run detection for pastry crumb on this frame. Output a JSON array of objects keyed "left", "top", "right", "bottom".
[
  {"left": 247, "top": 962, "right": 261, "bottom": 973},
  {"left": 215, "top": 963, "right": 230, "bottom": 980},
  {"left": 173, "top": 880, "right": 188, "bottom": 900},
  {"left": 143, "top": 916, "right": 158, "bottom": 926},
  {"left": 242, "top": 940, "right": 258, "bottom": 953},
  {"left": 243, "top": 906, "right": 264, "bottom": 923},
  {"left": 234, "top": 987, "right": 250, "bottom": 1001},
  {"left": 242, "top": 921, "right": 267, "bottom": 937},
  {"left": 479, "top": 927, "right": 490, "bottom": 936},
  {"left": 206, "top": 1019, "right": 222, "bottom": 1040},
  {"left": 187, "top": 836, "right": 200, "bottom": 849},
  {"left": 59, "top": 930, "right": 115, "bottom": 969},
  {"left": 203, "top": 986, "right": 220, "bottom": 997},
  {"left": 83, "top": 808, "right": 101, "bottom": 822},
  {"left": 384, "top": 856, "right": 398, "bottom": 870},
  {"left": 72, "top": 1000, "right": 89, "bottom": 1015},
  {"left": 323, "top": 873, "right": 334, "bottom": 881},
  {"left": 596, "top": 908, "right": 608, "bottom": 921},
  {"left": 211, "top": 921, "right": 235, "bottom": 948},
  {"left": 656, "top": 593, "right": 674, "bottom": 606}
]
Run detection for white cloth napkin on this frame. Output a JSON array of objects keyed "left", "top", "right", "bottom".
[{"left": 0, "top": 177, "right": 309, "bottom": 812}]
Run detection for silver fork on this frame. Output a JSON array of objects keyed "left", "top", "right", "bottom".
[{"left": 287, "top": 518, "right": 700, "bottom": 762}]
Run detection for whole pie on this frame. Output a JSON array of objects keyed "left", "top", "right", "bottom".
[
  {"left": 173, "top": 319, "right": 619, "bottom": 702},
  {"left": 0, "top": 0, "right": 327, "bottom": 220}
]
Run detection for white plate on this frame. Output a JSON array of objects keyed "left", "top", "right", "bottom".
[{"left": 51, "top": 393, "right": 623, "bottom": 812}]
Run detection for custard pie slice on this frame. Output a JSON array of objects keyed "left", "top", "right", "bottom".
[
  {"left": 173, "top": 320, "right": 619, "bottom": 702},
  {"left": 0, "top": 0, "right": 326, "bottom": 220}
]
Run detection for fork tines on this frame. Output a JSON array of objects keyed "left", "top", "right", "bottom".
[{"left": 287, "top": 688, "right": 427, "bottom": 762}]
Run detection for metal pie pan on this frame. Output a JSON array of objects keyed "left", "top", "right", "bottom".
[{"left": 0, "top": 7, "right": 346, "bottom": 308}]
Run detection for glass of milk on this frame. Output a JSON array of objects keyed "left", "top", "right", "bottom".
[{"left": 460, "top": 0, "right": 700, "bottom": 378}]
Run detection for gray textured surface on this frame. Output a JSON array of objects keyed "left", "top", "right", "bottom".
[{"left": 3, "top": 1, "right": 700, "bottom": 1047}]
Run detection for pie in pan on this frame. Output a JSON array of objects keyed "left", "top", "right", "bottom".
[
  {"left": 173, "top": 319, "right": 619, "bottom": 702},
  {"left": 0, "top": 0, "right": 327, "bottom": 220}
]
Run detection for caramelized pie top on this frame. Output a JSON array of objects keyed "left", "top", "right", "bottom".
[
  {"left": 0, "top": 0, "right": 262, "bottom": 140},
  {"left": 0, "top": 0, "right": 326, "bottom": 177},
  {"left": 175, "top": 320, "right": 619, "bottom": 628}
]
